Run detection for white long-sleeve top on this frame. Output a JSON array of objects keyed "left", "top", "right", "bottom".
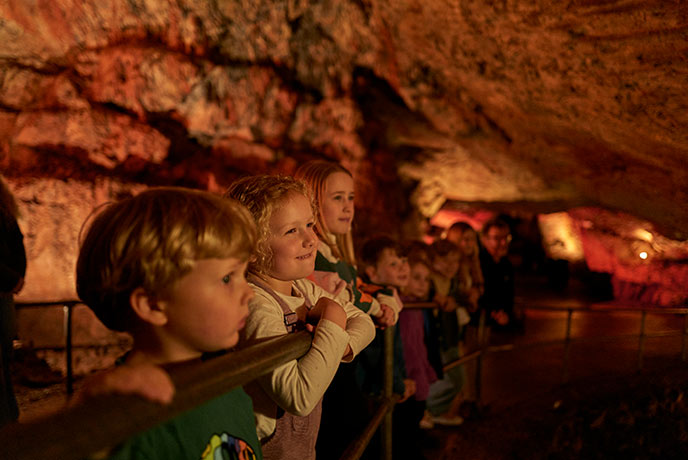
[{"left": 240, "top": 278, "right": 375, "bottom": 440}]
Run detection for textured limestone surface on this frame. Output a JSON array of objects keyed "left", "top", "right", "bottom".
[{"left": 1, "top": 0, "right": 686, "bottom": 317}]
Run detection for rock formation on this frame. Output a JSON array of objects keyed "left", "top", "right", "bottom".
[{"left": 1, "top": 0, "right": 686, "bottom": 313}]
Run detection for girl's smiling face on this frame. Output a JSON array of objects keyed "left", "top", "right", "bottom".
[
  {"left": 265, "top": 192, "right": 318, "bottom": 292},
  {"left": 321, "top": 172, "right": 355, "bottom": 235}
]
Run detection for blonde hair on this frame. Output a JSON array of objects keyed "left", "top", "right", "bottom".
[
  {"left": 76, "top": 187, "right": 256, "bottom": 332},
  {"left": 293, "top": 160, "right": 356, "bottom": 266},
  {"left": 224, "top": 175, "right": 314, "bottom": 276},
  {"left": 446, "top": 222, "right": 484, "bottom": 295},
  {"left": 0, "top": 175, "right": 19, "bottom": 219}
]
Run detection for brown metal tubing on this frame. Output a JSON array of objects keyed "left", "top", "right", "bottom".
[
  {"left": 637, "top": 309, "right": 647, "bottom": 371},
  {"left": 683, "top": 313, "right": 688, "bottom": 362},
  {"left": 562, "top": 308, "right": 573, "bottom": 383},
  {"left": 16, "top": 300, "right": 82, "bottom": 395},
  {"left": 0, "top": 330, "right": 312, "bottom": 460},
  {"left": 401, "top": 301, "right": 438, "bottom": 309},
  {"left": 339, "top": 395, "right": 400, "bottom": 460},
  {"left": 63, "top": 303, "right": 74, "bottom": 395},
  {"left": 381, "top": 325, "right": 394, "bottom": 460},
  {"left": 475, "top": 309, "right": 486, "bottom": 404},
  {"left": 526, "top": 304, "right": 688, "bottom": 315},
  {"left": 484, "top": 331, "right": 684, "bottom": 354},
  {"left": 15, "top": 300, "right": 82, "bottom": 308},
  {"left": 441, "top": 349, "right": 481, "bottom": 372}
]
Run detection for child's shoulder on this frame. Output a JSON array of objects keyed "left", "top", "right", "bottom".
[{"left": 358, "top": 280, "right": 394, "bottom": 298}]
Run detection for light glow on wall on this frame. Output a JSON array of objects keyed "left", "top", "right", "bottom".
[{"left": 538, "top": 212, "right": 584, "bottom": 262}]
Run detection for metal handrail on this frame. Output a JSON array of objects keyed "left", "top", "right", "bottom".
[
  {"left": 403, "top": 301, "right": 688, "bottom": 402},
  {"left": 15, "top": 300, "right": 82, "bottom": 394},
  {"left": 8, "top": 298, "right": 688, "bottom": 460},
  {"left": 0, "top": 331, "right": 312, "bottom": 460},
  {"left": 10, "top": 299, "right": 395, "bottom": 460}
]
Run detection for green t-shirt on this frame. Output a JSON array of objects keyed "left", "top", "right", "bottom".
[{"left": 107, "top": 387, "right": 262, "bottom": 460}]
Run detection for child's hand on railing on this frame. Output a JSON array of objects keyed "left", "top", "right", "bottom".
[
  {"left": 491, "top": 309, "right": 509, "bottom": 326},
  {"left": 74, "top": 363, "right": 175, "bottom": 405},
  {"left": 434, "top": 294, "right": 458, "bottom": 312},
  {"left": 399, "top": 378, "right": 417, "bottom": 403},
  {"left": 309, "top": 271, "right": 347, "bottom": 296},
  {"left": 373, "top": 304, "right": 395, "bottom": 329}
]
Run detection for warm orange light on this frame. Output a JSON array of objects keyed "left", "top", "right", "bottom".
[
  {"left": 538, "top": 213, "right": 584, "bottom": 262},
  {"left": 639, "top": 251, "right": 648, "bottom": 260}
]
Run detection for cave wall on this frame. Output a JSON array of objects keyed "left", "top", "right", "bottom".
[{"left": 1, "top": 0, "right": 687, "bottom": 312}]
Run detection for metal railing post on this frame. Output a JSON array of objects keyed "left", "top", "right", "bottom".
[
  {"left": 475, "top": 309, "right": 485, "bottom": 405},
  {"left": 381, "top": 326, "right": 394, "bottom": 460},
  {"left": 637, "top": 309, "right": 647, "bottom": 371},
  {"left": 63, "top": 303, "right": 74, "bottom": 395},
  {"left": 562, "top": 308, "right": 572, "bottom": 383},
  {"left": 682, "top": 313, "right": 688, "bottom": 362}
]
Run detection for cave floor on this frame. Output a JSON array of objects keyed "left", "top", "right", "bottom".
[{"left": 419, "top": 277, "right": 688, "bottom": 460}]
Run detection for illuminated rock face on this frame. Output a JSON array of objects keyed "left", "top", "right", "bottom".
[{"left": 1, "top": 1, "right": 687, "bottom": 309}]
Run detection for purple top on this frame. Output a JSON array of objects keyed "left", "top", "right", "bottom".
[{"left": 398, "top": 296, "right": 437, "bottom": 401}]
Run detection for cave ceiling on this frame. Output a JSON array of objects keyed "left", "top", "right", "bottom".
[{"left": 1, "top": 0, "right": 687, "bottom": 240}]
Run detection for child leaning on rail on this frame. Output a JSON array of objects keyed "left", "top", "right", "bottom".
[
  {"left": 397, "top": 241, "right": 438, "bottom": 433},
  {"left": 357, "top": 235, "right": 430, "bottom": 460},
  {"left": 294, "top": 160, "right": 398, "bottom": 460},
  {"left": 356, "top": 236, "right": 413, "bottom": 401},
  {"left": 75, "top": 187, "right": 263, "bottom": 460},
  {"left": 424, "top": 239, "right": 468, "bottom": 427},
  {"left": 225, "top": 175, "right": 375, "bottom": 460}
]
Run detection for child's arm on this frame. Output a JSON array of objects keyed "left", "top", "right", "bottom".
[
  {"left": 243, "top": 289, "right": 350, "bottom": 417},
  {"left": 307, "top": 270, "right": 347, "bottom": 297},
  {"left": 374, "top": 304, "right": 395, "bottom": 329},
  {"left": 377, "top": 290, "right": 402, "bottom": 322},
  {"left": 74, "top": 363, "right": 175, "bottom": 405},
  {"left": 302, "top": 279, "right": 375, "bottom": 362}
]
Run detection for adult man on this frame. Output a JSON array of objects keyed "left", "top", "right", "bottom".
[{"left": 478, "top": 217, "right": 521, "bottom": 332}]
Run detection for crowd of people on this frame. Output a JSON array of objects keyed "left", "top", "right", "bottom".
[{"left": 0, "top": 161, "right": 520, "bottom": 460}]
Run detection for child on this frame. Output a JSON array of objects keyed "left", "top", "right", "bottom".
[
  {"left": 225, "top": 175, "right": 375, "bottom": 460},
  {"left": 294, "top": 160, "right": 398, "bottom": 325},
  {"left": 425, "top": 239, "right": 467, "bottom": 426},
  {"left": 294, "top": 160, "right": 397, "bottom": 459},
  {"left": 357, "top": 236, "right": 413, "bottom": 401},
  {"left": 358, "top": 236, "right": 424, "bottom": 460},
  {"left": 397, "top": 242, "right": 438, "bottom": 432},
  {"left": 75, "top": 187, "right": 263, "bottom": 459},
  {"left": 445, "top": 221, "right": 484, "bottom": 318}
]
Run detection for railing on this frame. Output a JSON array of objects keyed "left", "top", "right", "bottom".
[
  {"left": 4, "top": 300, "right": 398, "bottom": 460},
  {"left": 14, "top": 300, "right": 82, "bottom": 394},
  {"left": 403, "top": 301, "right": 688, "bottom": 407},
  {"left": 1, "top": 329, "right": 313, "bottom": 460},
  {"left": 4, "top": 299, "right": 688, "bottom": 460}
]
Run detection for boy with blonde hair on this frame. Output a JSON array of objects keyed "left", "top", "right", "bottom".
[{"left": 76, "top": 187, "right": 262, "bottom": 460}]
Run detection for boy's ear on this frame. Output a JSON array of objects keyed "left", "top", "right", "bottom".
[
  {"left": 130, "top": 287, "right": 168, "bottom": 326},
  {"left": 364, "top": 265, "right": 377, "bottom": 282}
]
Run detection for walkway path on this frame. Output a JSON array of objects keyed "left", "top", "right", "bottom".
[{"left": 420, "top": 279, "right": 688, "bottom": 459}]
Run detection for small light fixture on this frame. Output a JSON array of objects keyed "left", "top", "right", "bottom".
[{"left": 639, "top": 251, "right": 648, "bottom": 260}]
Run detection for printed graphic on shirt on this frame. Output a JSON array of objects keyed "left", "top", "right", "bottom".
[{"left": 201, "top": 432, "right": 257, "bottom": 460}]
